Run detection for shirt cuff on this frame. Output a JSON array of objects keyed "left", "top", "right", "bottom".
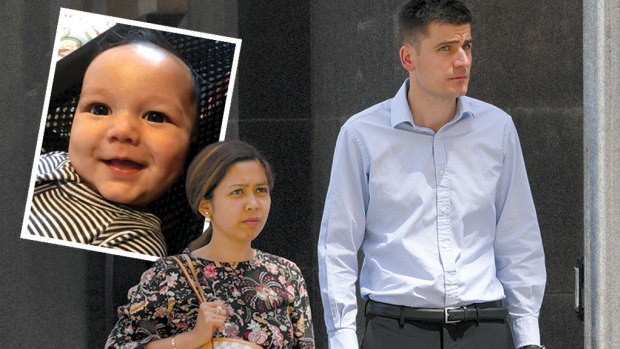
[
  {"left": 509, "top": 315, "right": 541, "bottom": 348},
  {"left": 328, "top": 328, "right": 359, "bottom": 349}
]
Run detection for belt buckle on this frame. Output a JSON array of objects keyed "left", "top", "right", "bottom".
[{"left": 444, "top": 307, "right": 461, "bottom": 324}]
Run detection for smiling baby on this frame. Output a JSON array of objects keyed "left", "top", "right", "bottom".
[{"left": 26, "top": 29, "right": 197, "bottom": 257}]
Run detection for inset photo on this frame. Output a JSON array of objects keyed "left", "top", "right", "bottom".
[{"left": 20, "top": 8, "right": 241, "bottom": 261}]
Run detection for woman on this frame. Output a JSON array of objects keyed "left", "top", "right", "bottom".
[{"left": 106, "top": 140, "right": 315, "bottom": 349}]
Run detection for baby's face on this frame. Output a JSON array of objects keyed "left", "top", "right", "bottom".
[{"left": 69, "top": 43, "right": 196, "bottom": 207}]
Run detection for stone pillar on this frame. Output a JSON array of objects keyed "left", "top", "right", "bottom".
[{"left": 583, "top": 0, "right": 620, "bottom": 347}]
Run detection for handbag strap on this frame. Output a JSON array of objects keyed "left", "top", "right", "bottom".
[
  {"left": 183, "top": 254, "right": 203, "bottom": 294},
  {"left": 170, "top": 254, "right": 207, "bottom": 303}
]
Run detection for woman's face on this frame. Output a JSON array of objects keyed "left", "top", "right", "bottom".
[{"left": 202, "top": 160, "right": 271, "bottom": 244}]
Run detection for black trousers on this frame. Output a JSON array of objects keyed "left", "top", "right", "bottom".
[{"left": 361, "top": 311, "right": 510, "bottom": 349}]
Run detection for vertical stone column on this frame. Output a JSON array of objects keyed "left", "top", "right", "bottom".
[{"left": 583, "top": 0, "right": 620, "bottom": 347}]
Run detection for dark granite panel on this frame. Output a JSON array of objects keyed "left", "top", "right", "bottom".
[
  {"left": 540, "top": 292, "right": 584, "bottom": 348},
  {"left": 237, "top": 2, "right": 312, "bottom": 121},
  {"left": 2, "top": 240, "right": 91, "bottom": 347},
  {"left": 0, "top": 1, "right": 94, "bottom": 347},
  {"left": 467, "top": 1, "right": 583, "bottom": 109},
  {"left": 509, "top": 107, "right": 583, "bottom": 293},
  {"left": 311, "top": 1, "right": 404, "bottom": 122}
]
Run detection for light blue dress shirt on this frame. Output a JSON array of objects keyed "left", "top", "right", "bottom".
[{"left": 318, "top": 79, "right": 546, "bottom": 349}]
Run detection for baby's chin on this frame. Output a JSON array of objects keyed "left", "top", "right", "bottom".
[{"left": 98, "top": 185, "right": 165, "bottom": 208}]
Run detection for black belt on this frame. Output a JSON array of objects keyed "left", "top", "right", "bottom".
[{"left": 366, "top": 299, "right": 507, "bottom": 324}]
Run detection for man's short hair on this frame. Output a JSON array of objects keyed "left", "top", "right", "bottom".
[{"left": 398, "top": 0, "right": 472, "bottom": 47}]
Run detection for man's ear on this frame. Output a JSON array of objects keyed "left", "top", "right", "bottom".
[{"left": 400, "top": 44, "right": 416, "bottom": 72}]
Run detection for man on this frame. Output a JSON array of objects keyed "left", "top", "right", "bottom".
[{"left": 317, "top": 1, "right": 546, "bottom": 348}]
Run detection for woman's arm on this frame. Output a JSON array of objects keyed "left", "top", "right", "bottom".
[{"left": 290, "top": 265, "right": 315, "bottom": 349}]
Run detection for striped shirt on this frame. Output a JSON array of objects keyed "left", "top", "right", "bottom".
[{"left": 26, "top": 152, "right": 167, "bottom": 257}]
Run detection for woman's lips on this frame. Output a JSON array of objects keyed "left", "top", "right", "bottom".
[{"left": 243, "top": 218, "right": 260, "bottom": 226}]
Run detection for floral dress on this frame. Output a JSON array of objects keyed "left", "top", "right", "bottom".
[{"left": 105, "top": 250, "right": 314, "bottom": 348}]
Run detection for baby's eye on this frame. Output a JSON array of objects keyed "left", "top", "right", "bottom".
[
  {"left": 143, "top": 111, "right": 169, "bottom": 123},
  {"left": 90, "top": 104, "right": 110, "bottom": 115}
]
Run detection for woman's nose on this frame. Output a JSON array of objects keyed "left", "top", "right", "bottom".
[{"left": 245, "top": 193, "right": 260, "bottom": 211}]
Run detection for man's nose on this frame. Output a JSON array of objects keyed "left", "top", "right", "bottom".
[{"left": 454, "top": 47, "right": 471, "bottom": 68}]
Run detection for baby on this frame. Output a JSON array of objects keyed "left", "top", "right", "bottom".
[{"left": 26, "top": 28, "right": 197, "bottom": 257}]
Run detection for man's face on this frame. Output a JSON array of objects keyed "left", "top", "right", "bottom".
[
  {"left": 68, "top": 43, "right": 196, "bottom": 207},
  {"left": 406, "top": 22, "right": 472, "bottom": 101}
]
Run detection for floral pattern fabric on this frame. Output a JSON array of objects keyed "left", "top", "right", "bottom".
[{"left": 106, "top": 249, "right": 314, "bottom": 349}]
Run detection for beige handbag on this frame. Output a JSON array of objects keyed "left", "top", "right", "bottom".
[{"left": 170, "top": 255, "right": 262, "bottom": 349}]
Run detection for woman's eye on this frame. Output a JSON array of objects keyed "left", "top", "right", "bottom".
[
  {"left": 90, "top": 104, "right": 110, "bottom": 115},
  {"left": 231, "top": 189, "right": 243, "bottom": 195},
  {"left": 143, "top": 111, "right": 169, "bottom": 123},
  {"left": 257, "top": 187, "right": 269, "bottom": 194}
]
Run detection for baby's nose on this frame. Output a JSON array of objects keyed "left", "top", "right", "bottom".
[{"left": 106, "top": 112, "right": 140, "bottom": 144}]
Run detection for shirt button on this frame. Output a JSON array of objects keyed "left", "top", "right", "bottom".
[
  {"left": 440, "top": 207, "right": 447, "bottom": 214},
  {"left": 439, "top": 169, "right": 445, "bottom": 175}
]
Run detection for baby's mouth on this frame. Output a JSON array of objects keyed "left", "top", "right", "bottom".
[{"left": 104, "top": 159, "right": 146, "bottom": 172}]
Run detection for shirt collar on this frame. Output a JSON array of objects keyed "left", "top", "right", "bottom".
[
  {"left": 390, "top": 79, "right": 475, "bottom": 129},
  {"left": 390, "top": 79, "right": 414, "bottom": 128}
]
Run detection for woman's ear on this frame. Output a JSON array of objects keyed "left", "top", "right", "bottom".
[{"left": 198, "top": 198, "right": 211, "bottom": 218}]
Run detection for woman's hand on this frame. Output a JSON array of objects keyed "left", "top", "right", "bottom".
[
  {"left": 189, "top": 300, "right": 228, "bottom": 344},
  {"left": 145, "top": 300, "right": 228, "bottom": 349}
]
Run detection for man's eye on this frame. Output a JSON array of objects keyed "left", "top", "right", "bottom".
[
  {"left": 438, "top": 46, "right": 449, "bottom": 51},
  {"left": 143, "top": 111, "right": 169, "bottom": 123},
  {"left": 90, "top": 104, "right": 110, "bottom": 115},
  {"left": 463, "top": 43, "right": 472, "bottom": 49},
  {"left": 257, "top": 187, "right": 269, "bottom": 194},
  {"left": 231, "top": 189, "right": 243, "bottom": 195}
]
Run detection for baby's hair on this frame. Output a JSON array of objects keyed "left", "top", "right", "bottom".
[{"left": 91, "top": 24, "right": 202, "bottom": 124}]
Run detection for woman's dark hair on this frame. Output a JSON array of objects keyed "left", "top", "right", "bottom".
[
  {"left": 185, "top": 140, "right": 275, "bottom": 243},
  {"left": 398, "top": 0, "right": 472, "bottom": 47}
]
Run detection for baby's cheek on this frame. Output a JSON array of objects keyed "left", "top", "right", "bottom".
[{"left": 152, "top": 133, "right": 190, "bottom": 177}]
